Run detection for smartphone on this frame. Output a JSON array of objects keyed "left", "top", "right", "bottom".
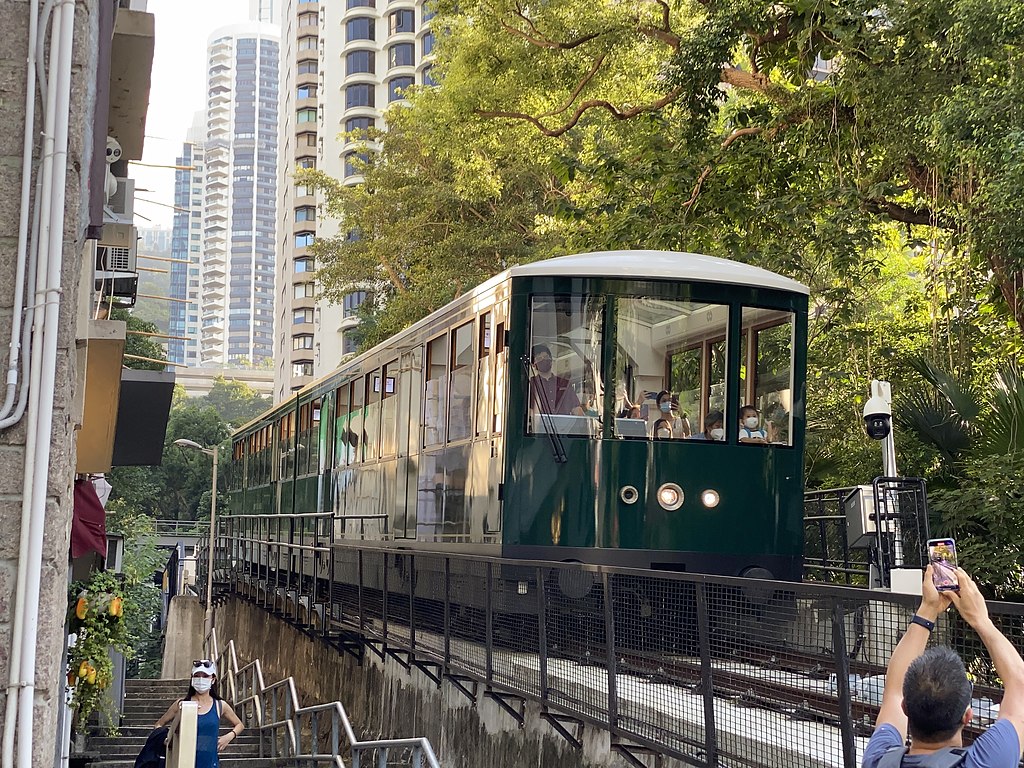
[{"left": 927, "top": 538, "right": 960, "bottom": 592}]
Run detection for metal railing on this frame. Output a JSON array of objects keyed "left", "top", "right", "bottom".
[
  {"left": 210, "top": 514, "right": 1024, "bottom": 768},
  {"left": 206, "top": 627, "right": 441, "bottom": 768},
  {"left": 154, "top": 519, "right": 205, "bottom": 535}
]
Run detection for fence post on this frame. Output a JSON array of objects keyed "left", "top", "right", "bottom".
[
  {"left": 409, "top": 552, "right": 416, "bottom": 650},
  {"left": 537, "top": 566, "right": 549, "bottom": 702},
  {"left": 832, "top": 597, "right": 858, "bottom": 768},
  {"left": 694, "top": 581, "right": 718, "bottom": 767},
  {"left": 602, "top": 572, "right": 618, "bottom": 733},
  {"left": 443, "top": 557, "right": 451, "bottom": 680},
  {"left": 485, "top": 562, "right": 493, "bottom": 684}
]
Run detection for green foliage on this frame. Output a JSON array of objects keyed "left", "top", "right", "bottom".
[
  {"left": 110, "top": 307, "right": 166, "bottom": 371},
  {"left": 201, "top": 376, "right": 271, "bottom": 428}
]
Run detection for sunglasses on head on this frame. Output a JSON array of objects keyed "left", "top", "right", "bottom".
[{"left": 193, "top": 659, "right": 213, "bottom": 666}]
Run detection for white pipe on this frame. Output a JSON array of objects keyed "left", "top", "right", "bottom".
[
  {"left": 3, "top": 3, "right": 75, "bottom": 767},
  {"left": 0, "top": 0, "right": 41, "bottom": 422}
]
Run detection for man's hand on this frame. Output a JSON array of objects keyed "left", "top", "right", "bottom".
[
  {"left": 217, "top": 733, "right": 234, "bottom": 752},
  {"left": 918, "top": 564, "right": 954, "bottom": 620},
  {"left": 947, "top": 568, "right": 991, "bottom": 629}
]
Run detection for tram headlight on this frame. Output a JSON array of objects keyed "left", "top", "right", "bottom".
[
  {"left": 701, "top": 489, "right": 721, "bottom": 509},
  {"left": 619, "top": 485, "right": 639, "bottom": 505},
  {"left": 656, "top": 483, "right": 684, "bottom": 511}
]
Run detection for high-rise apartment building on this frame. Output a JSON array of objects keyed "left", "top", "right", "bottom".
[
  {"left": 273, "top": 0, "right": 435, "bottom": 402},
  {"left": 201, "top": 23, "right": 280, "bottom": 367},
  {"left": 168, "top": 112, "right": 206, "bottom": 365}
]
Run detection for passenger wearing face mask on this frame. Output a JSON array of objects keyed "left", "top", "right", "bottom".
[
  {"left": 690, "top": 410, "right": 725, "bottom": 441},
  {"left": 529, "top": 343, "right": 585, "bottom": 416},
  {"left": 153, "top": 659, "right": 244, "bottom": 767},
  {"left": 652, "top": 391, "right": 687, "bottom": 439},
  {"left": 738, "top": 404, "right": 768, "bottom": 443}
]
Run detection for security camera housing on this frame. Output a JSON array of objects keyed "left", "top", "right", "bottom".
[{"left": 864, "top": 413, "right": 892, "bottom": 440}]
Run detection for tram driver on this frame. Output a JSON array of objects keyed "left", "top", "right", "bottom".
[{"left": 529, "top": 344, "right": 585, "bottom": 416}]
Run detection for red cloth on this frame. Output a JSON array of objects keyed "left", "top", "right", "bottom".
[{"left": 71, "top": 479, "right": 107, "bottom": 559}]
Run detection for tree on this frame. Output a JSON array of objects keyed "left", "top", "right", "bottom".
[
  {"left": 200, "top": 376, "right": 271, "bottom": 428},
  {"left": 111, "top": 307, "right": 167, "bottom": 371}
]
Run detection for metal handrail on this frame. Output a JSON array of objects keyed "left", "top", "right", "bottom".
[{"left": 206, "top": 628, "right": 441, "bottom": 768}]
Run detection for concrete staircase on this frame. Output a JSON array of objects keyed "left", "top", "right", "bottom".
[{"left": 86, "top": 678, "right": 272, "bottom": 768}]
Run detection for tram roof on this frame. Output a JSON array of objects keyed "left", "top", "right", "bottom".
[{"left": 501, "top": 250, "right": 810, "bottom": 295}]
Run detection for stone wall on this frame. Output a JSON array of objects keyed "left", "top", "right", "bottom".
[
  {"left": 0, "top": 2, "right": 98, "bottom": 766},
  {"left": 215, "top": 599, "right": 654, "bottom": 768}
]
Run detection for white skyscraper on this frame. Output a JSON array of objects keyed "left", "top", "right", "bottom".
[{"left": 200, "top": 23, "right": 280, "bottom": 367}]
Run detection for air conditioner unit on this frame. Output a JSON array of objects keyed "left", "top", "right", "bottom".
[
  {"left": 103, "top": 177, "right": 135, "bottom": 224},
  {"left": 95, "top": 224, "right": 138, "bottom": 306}
]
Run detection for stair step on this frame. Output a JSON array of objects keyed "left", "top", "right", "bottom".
[
  {"left": 82, "top": 745, "right": 262, "bottom": 757},
  {"left": 90, "top": 759, "right": 280, "bottom": 768}
]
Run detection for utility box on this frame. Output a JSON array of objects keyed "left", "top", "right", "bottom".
[{"left": 845, "top": 485, "right": 877, "bottom": 548}]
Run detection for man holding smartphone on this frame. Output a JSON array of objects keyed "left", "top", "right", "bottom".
[{"left": 862, "top": 566, "right": 1024, "bottom": 767}]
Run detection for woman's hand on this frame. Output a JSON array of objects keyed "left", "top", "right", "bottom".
[{"left": 217, "top": 733, "right": 234, "bottom": 752}]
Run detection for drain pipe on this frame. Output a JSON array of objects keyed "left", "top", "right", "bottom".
[{"left": 1, "top": 3, "right": 75, "bottom": 767}]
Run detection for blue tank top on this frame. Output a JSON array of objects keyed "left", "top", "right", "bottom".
[{"left": 194, "top": 700, "right": 221, "bottom": 768}]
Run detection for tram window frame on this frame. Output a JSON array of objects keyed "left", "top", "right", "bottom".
[
  {"left": 380, "top": 360, "right": 399, "bottom": 457},
  {"left": 493, "top": 319, "right": 506, "bottom": 435},
  {"left": 309, "top": 398, "right": 321, "bottom": 473},
  {"left": 335, "top": 384, "right": 352, "bottom": 467},
  {"left": 349, "top": 379, "right": 365, "bottom": 464},
  {"left": 364, "top": 369, "right": 382, "bottom": 461},
  {"left": 738, "top": 308, "right": 795, "bottom": 447},
  {"left": 297, "top": 403, "right": 311, "bottom": 476},
  {"left": 448, "top": 321, "right": 474, "bottom": 443},
  {"left": 424, "top": 333, "right": 448, "bottom": 447},
  {"left": 475, "top": 313, "right": 492, "bottom": 438}
]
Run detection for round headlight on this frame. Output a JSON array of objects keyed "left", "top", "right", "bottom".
[
  {"left": 656, "top": 483, "right": 684, "bottom": 511},
  {"left": 701, "top": 489, "right": 721, "bottom": 508},
  {"left": 620, "top": 485, "right": 639, "bottom": 505}
]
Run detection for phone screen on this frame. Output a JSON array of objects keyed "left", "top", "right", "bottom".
[{"left": 928, "top": 538, "right": 959, "bottom": 591}]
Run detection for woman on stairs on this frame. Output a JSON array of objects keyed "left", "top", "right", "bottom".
[{"left": 153, "top": 659, "right": 244, "bottom": 768}]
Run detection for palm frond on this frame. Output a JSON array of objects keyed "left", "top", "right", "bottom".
[
  {"left": 907, "top": 356, "right": 981, "bottom": 423},
  {"left": 895, "top": 388, "right": 971, "bottom": 465},
  {"left": 978, "top": 363, "right": 1024, "bottom": 456}
]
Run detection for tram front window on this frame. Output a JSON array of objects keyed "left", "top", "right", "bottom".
[
  {"left": 614, "top": 297, "right": 729, "bottom": 440},
  {"left": 527, "top": 296, "right": 604, "bottom": 436},
  {"left": 739, "top": 308, "right": 795, "bottom": 446}
]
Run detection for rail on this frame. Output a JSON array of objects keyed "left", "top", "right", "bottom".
[
  {"left": 205, "top": 627, "right": 441, "bottom": 768},
  {"left": 154, "top": 519, "right": 205, "bottom": 535},
  {"left": 165, "top": 701, "right": 198, "bottom": 768},
  {"left": 206, "top": 515, "right": 1024, "bottom": 768}
]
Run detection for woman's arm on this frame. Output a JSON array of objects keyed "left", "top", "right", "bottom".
[
  {"left": 153, "top": 699, "right": 182, "bottom": 729},
  {"left": 217, "top": 703, "right": 244, "bottom": 751}
]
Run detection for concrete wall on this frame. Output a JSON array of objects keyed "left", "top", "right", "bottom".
[
  {"left": 0, "top": 2, "right": 98, "bottom": 767},
  {"left": 161, "top": 596, "right": 205, "bottom": 679},
  {"left": 215, "top": 599, "right": 657, "bottom": 768}
]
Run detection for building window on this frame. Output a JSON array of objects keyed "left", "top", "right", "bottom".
[
  {"left": 294, "top": 283, "right": 315, "bottom": 299},
  {"left": 297, "top": 108, "right": 317, "bottom": 123},
  {"left": 293, "top": 335, "right": 314, "bottom": 350},
  {"left": 298, "top": 60, "right": 318, "bottom": 74},
  {"left": 293, "top": 309, "right": 314, "bottom": 324},
  {"left": 343, "top": 290, "right": 366, "bottom": 317},
  {"left": 344, "top": 152, "right": 370, "bottom": 178},
  {"left": 346, "top": 17, "right": 375, "bottom": 42},
  {"left": 297, "top": 11, "right": 318, "bottom": 26},
  {"left": 345, "top": 117, "right": 375, "bottom": 136},
  {"left": 388, "top": 76, "right": 414, "bottom": 102},
  {"left": 295, "top": 205, "right": 316, "bottom": 221},
  {"left": 296, "top": 184, "right": 313, "bottom": 197},
  {"left": 342, "top": 333, "right": 358, "bottom": 356},
  {"left": 298, "top": 36, "right": 317, "bottom": 51},
  {"left": 296, "top": 157, "right": 316, "bottom": 169},
  {"left": 422, "top": 31, "right": 435, "bottom": 56},
  {"left": 388, "top": 43, "right": 414, "bottom": 68},
  {"left": 345, "top": 83, "right": 374, "bottom": 109},
  {"left": 346, "top": 50, "right": 375, "bottom": 76},
  {"left": 293, "top": 360, "right": 314, "bottom": 377},
  {"left": 422, "top": 3, "right": 436, "bottom": 22},
  {"left": 388, "top": 9, "right": 414, "bottom": 34},
  {"left": 295, "top": 232, "right": 315, "bottom": 247},
  {"left": 347, "top": 0, "right": 373, "bottom": 6},
  {"left": 294, "top": 258, "right": 314, "bottom": 273},
  {"left": 297, "top": 84, "right": 318, "bottom": 99},
  {"left": 422, "top": 65, "right": 437, "bottom": 87}
]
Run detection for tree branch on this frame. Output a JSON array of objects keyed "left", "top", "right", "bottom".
[
  {"left": 537, "top": 54, "right": 607, "bottom": 118},
  {"left": 476, "top": 87, "right": 684, "bottom": 137},
  {"left": 861, "top": 198, "right": 953, "bottom": 229},
  {"left": 681, "top": 127, "right": 763, "bottom": 209},
  {"left": 492, "top": 4, "right": 604, "bottom": 50}
]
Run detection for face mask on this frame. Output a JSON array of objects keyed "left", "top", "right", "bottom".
[
  {"left": 191, "top": 677, "right": 213, "bottom": 693},
  {"left": 744, "top": 416, "right": 759, "bottom": 429},
  {"left": 535, "top": 359, "right": 552, "bottom": 374},
  {"left": 660, "top": 403, "right": 672, "bottom": 413},
  {"left": 710, "top": 428, "right": 725, "bottom": 440}
]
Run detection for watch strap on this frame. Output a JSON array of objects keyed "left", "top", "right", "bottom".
[{"left": 910, "top": 614, "right": 935, "bottom": 632}]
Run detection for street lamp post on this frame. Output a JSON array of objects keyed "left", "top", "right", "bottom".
[{"left": 173, "top": 438, "right": 218, "bottom": 639}]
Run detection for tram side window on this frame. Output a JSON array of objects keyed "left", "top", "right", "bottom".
[
  {"left": 380, "top": 362, "right": 398, "bottom": 456},
  {"left": 493, "top": 321, "right": 505, "bottom": 435},
  {"left": 527, "top": 295, "right": 603, "bottom": 437},
  {"left": 739, "top": 308, "right": 795, "bottom": 446},
  {"left": 424, "top": 334, "right": 447, "bottom": 446},
  {"left": 476, "top": 313, "right": 492, "bottom": 437},
  {"left": 365, "top": 370, "right": 381, "bottom": 461},
  {"left": 614, "top": 297, "right": 729, "bottom": 440},
  {"left": 349, "top": 379, "right": 365, "bottom": 463},
  {"left": 335, "top": 385, "right": 352, "bottom": 467},
  {"left": 309, "top": 399, "right": 321, "bottom": 472},
  {"left": 281, "top": 413, "right": 296, "bottom": 478},
  {"left": 449, "top": 321, "right": 474, "bottom": 442},
  {"left": 297, "top": 404, "right": 311, "bottom": 475}
]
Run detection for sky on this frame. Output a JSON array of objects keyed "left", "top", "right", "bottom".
[{"left": 132, "top": 0, "right": 251, "bottom": 230}]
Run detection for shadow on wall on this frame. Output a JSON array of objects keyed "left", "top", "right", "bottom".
[{"left": 162, "top": 595, "right": 205, "bottom": 679}]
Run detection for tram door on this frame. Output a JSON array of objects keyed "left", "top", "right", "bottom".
[{"left": 484, "top": 302, "right": 508, "bottom": 538}]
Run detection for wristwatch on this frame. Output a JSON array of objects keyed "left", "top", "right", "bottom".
[{"left": 910, "top": 614, "right": 935, "bottom": 632}]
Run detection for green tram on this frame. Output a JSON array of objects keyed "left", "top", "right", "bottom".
[{"left": 229, "top": 250, "right": 809, "bottom": 584}]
